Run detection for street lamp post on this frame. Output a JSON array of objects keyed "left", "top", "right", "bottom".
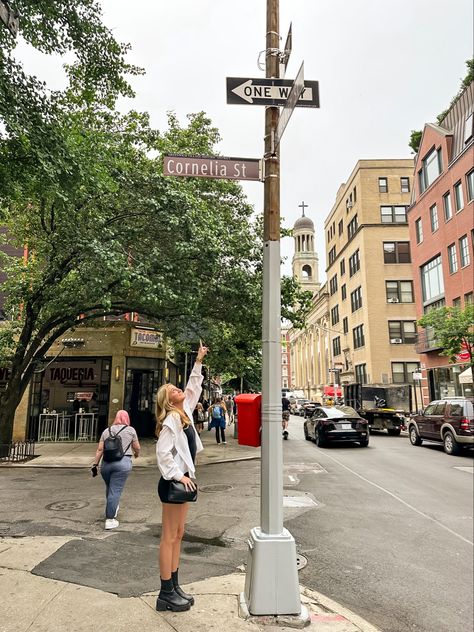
[{"left": 241, "top": 0, "right": 306, "bottom": 619}]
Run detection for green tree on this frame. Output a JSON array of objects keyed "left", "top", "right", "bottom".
[{"left": 418, "top": 305, "right": 474, "bottom": 369}]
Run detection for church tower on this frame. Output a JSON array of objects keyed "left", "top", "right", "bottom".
[{"left": 292, "top": 203, "right": 320, "bottom": 295}]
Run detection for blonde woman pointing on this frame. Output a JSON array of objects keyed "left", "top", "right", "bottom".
[{"left": 155, "top": 341, "right": 208, "bottom": 612}]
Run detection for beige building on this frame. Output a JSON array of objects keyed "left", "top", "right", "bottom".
[{"left": 325, "top": 159, "right": 419, "bottom": 387}]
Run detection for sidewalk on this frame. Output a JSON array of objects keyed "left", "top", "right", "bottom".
[{"left": 1, "top": 426, "right": 381, "bottom": 632}]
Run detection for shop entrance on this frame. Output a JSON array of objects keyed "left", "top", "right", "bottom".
[{"left": 124, "top": 360, "right": 163, "bottom": 437}]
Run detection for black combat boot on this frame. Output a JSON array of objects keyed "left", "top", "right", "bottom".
[
  {"left": 156, "top": 577, "right": 191, "bottom": 612},
  {"left": 172, "top": 568, "right": 195, "bottom": 605}
]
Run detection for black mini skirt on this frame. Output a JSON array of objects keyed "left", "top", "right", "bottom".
[{"left": 158, "top": 473, "right": 189, "bottom": 504}]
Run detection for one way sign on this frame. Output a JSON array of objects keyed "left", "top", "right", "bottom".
[{"left": 226, "top": 77, "right": 319, "bottom": 108}]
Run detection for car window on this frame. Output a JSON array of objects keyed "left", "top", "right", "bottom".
[
  {"left": 434, "top": 402, "right": 446, "bottom": 415},
  {"left": 314, "top": 409, "right": 326, "bottom": 418},
  {"left": 424, "top": 403, "right": 437, "bottom": 415},
  {"left": 448, "top": 402, "right": 465, "bottom": 416}
]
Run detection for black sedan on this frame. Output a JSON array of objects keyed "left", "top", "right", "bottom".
[{"left": 304, "top": 405, "right": 369, "bottom": 447}]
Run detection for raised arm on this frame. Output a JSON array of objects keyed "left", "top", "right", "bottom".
[{"left": 184, "top": 342, "right": 208, "bottom": 411}]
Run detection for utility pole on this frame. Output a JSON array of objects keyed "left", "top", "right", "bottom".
[{"left": 242, "top": 0, "right": 306, "bottom": 619}]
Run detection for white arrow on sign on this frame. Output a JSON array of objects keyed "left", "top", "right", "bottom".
[{"left": 231, "top": 79, "right": 314, "bottom": 104}]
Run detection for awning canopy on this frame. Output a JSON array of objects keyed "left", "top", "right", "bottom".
[
  {"left": 324, "top": 386, "right": 343, "bottom": 397},
  {"left": 459, "top": 367, "right": 473, "bottom": 384}
]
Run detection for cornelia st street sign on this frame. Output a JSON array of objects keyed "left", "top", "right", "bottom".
[{"left": 163, "top": 154, "right": 262, "bottom": 181}]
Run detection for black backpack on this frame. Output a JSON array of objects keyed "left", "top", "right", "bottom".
[{"left": 102, "top": 426, "right": 131, "bottom": 462}]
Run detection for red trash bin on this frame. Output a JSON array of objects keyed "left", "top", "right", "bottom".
[{"left": 235, "top": 393, "right": 262, "bottom": 447}]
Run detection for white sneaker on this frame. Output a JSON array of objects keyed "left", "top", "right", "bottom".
[
  {"left": 105, "top": 518, "right": 119, "bottom": 530},
  {"left": 114, "top": 505, "right": 119, "bottom": 518}
]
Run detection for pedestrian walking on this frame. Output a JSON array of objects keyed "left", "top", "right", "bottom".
[
  {"left": 209, "top": 399, "right": 226, "bottom": 444},
  {"left": 225, "top": 395, "right": 234, "bottom": 424},
  {"left": 155, "top": 341, "right": 208, "bottom": 612},
  {"left": 91, "top": 410, "right": 140, "bottom": 530},
  {"left": 282, "top": 394, "right": 290, "bottom": 440},
  {"left": 193, "top": 400, "right": 205, "bottom": 434}
]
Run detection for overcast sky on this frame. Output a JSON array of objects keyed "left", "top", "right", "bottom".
[{"left": 15, "top": 0, "right": 474, "bottom": 278}]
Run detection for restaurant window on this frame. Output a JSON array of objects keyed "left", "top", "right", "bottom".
[
  {"left": 353, "top": 324, "right": 365, "bottom": 349},
  {"left": 331, "top": 304, "right": 340, "bottom": 326},
  {"left": 459, "top": 235, "right": 470, "bottom": 267},
  {"left": 448, "top": 243, "right": 458, "bottom": 274},
  {"left": 443, "top": 191, "right": 453, "bottom": 221},
  {"left": 349, "top": 249, "right": 360, "bottom": 276},
  {"left": 454, "top": 181, "right": 464, "bottom": 211},
  {"left": 355, "top": 364, "right": 367, "bottom": 384},
  {"left": 350, "top": 286, "right": 362, "bottom": 312},
  {"left": 421, "top": 255, "right": 444, "bottom": 303},
  {"left": 415, "top": 218, "right": 423, "bottom": 244},
  {"left": 343, "top": 317, "right": 349, "bottom": 334},
  {"left": 467, "top": 170, "right": 474, "bottom": 202},
  {"left": 388, "top": 321, "right": 417, "bottom": 344},
  {"left": 429, "top": 204, "right": 439, "bottom": 232},
  {"left": 378, "top": 177, "right": 388, "bottom": 193},
  {"left": 386, "top": 280, "right": 414, "bottom": 303},
  {"left": 347, "top": 215, "right": 358, "bottom": 240},
  {"left": 400, "top": 177, "right": 410, "bottom": 193},
  {"left": 340, "top": 258, "right": 345, "bottom": 276},
  {"left": 341, "top": 284, "right": 347, "bottom": 300},
  {"left": 333, "top": 337, "right": 341, "bottom": 356},
  {"left": 418, "top": 147, "right": 442, "bottom": 193},
  {"left": 329, "top": 274, "right": 338, "bottom": 295},
  {"left": 383, "top": 242, "right": 411, "bottom": 263},
  {"left": 380, "top": 205, "right": 407, "bottom": 223},
  {"left": 392, "top": 362, "right": 419, "bottom": 384}
]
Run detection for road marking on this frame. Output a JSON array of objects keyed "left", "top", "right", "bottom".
[
  {"left": 316, "top": 451, "right": 473, "bottom": 547},
  {"left": 283, "top": 496, "right": 318, "bottom": 508},
  {"left": 454, "top": 466, "right": 473, "bottom": 473}
]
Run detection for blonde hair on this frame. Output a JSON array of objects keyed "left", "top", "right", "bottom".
[{"left": 155, "top": 383, "right": 190, "bottom": 437}]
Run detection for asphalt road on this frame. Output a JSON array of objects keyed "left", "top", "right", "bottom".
[{"left": 1, "top": 417, "right": 473, "bottom": 631}]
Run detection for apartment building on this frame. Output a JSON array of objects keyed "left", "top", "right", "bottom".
[
  {"left": 409, "top": 81, "right": 473, "bottom": 403},
  {"left": 324, "top": 159, "right": 418, "bottom": 388}
]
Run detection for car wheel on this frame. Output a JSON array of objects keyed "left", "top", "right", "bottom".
[
  {"left": 304, "top": 424, "right": 311, "bottom": 441},
  {"left": 315, "top": 432, "right": 326, "bottom": 448},
  {"left": 409, "top": 425, "right": 422, "bottom": 446},
  {"left": 443, "top": 431, "right": 460, "bottom": 456},
  {"left": 359, "top": 438, "right": 369, "bottom": 447}
]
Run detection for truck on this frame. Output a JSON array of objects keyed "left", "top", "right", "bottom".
[{"left": 343, "top": 383, "right": 411, "bottom": 436}]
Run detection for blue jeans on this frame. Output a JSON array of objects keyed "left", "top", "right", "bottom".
[{"left": 100, "top": 457, "right": 132, "bottom": 519}]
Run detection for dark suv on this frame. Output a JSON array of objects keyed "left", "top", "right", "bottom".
[{"left": 408, "top": 397, "right": 474, "bottom": 455}]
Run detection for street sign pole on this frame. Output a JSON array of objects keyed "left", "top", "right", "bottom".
[{"left": 241, "top": 0, "right": 306, "bottom": 620}]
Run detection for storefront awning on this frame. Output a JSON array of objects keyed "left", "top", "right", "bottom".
[
  {"left": 324, "top": 386, "right": 343, "bottom": 397},
  {"left": 459, "top": 367, "right": 473, "bottom": 384}
]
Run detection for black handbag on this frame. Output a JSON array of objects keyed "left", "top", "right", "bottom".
[{"left": 168, "top": 480, "right": 198, "bottom": 503}]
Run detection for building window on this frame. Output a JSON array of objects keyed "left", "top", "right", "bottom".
[
  {"left": 355, "top": 364, "right": 367, "bottom": 384},
  {"left": 448, "top": 243, "right": 458, "bottom": 273},
  {"left": 392, "top": 362, "right": 420, "bottom": 384},
  {"left": 464, "top": 112, "right": 473, "bottom": 144},
  {"left": 429, "top": 204, "right": 439, "bottom": 232},
  {"left": 343, "top": 317, "right": 349, "bottom": 334},
  {"left": 467, "top": 170, "right": 474, "bottom": 202},
  {"left": 282, "top": 365, "right": 288, "bottom": 376},
  {"left": 454, "top": 181, "right": 464, "bottom": 211},
  {"left": 329, "top": 275, "right": 338, "bottom": 295},
  {"left": 415, "top": 218, "right": 423, "bottom": 243},
  {"left": 347, "top": 215, "right": 358, "bottom": 240},
  {"left": 465, "top": 292, "right": 473, "bottom": 305},
  {"left": 400, "top": 177, "right": 410, "bottom": 193},
  {"left": 459, "top": 235, "right": 470, "bottom": 267},
  {"left": 338, "top": 219, "right": 344, "bottom": 236},
  {"left": 453, "top": 297, "right": 461, "bottom": 307},
  {"left": 349, "top": 249, "right": 360, "bottom": 276},
  {"left": 421, "top": 255, "right": 444, "bottom": 303},
  {"left": 353, "top": 186, "right": 357, "bottom": 202},
  {"left": 383, "top": 242, "right": 411, "bottom": 263},
  {"left": 380, "top": 205, "right": 407, "bottom": 223},
  {"left": 333, "top": 337, "right": 341, "bottom": 356},
  {"left": 418, "top": 147, "right": 442, "bottom": 193},
  {"left": 331, "top": 305, "right": 340, "bottom": 326},
  {"left": 341, "top": 284, "right": 347, "bottom": 300},
  {"left": 350, "top": 286, "right": 362, "bottom": 312},
  {"left": 340, "top": 258, "right": 345, "bottom": 276},
  {"left": 443, "top": 191, "right": 453, "bottom": 221},
  {"left": 353, "top": 324, "right": 365, "bottom": 349},
  {"left": 378, "top": 177, "right": 388, "bottom": 193},
  {"left": 388, "top": 321, "right": 417, "bottom": 344},
  {"left": 329, "top": 245, "right": 337, "bottom": 265},
  {"left": 282, "top": 356, "right": 287, "bottom": 364},
  {"left": 386, "top": 280, "right": 414, "bottom": 303}
]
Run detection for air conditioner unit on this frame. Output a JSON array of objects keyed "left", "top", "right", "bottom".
[
  {"left": 347, "top": 201, "right": 353, "bottom": 209},
  {"left": 390, "top": 338, "right": 403, "bottom": 344},
  {"left": 387, "top": 297, "right": 399, "bottom": 303}
]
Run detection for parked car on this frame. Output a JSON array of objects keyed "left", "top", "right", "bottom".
[
  {"left": 302, "top": 401, "right": 321, "bottom": 419},
  {"left": 408, "top": 397, "right": 474, "bottom": 455},
  {"left": 304, "top": 405, "right": 369, "bottom": 447},
  {"left": 291, "top": 398, "right": 309, "bottom": 416}
]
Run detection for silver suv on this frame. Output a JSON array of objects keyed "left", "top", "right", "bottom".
[{"left": 408, "top": 397, "right": 474, "bottom": 455}]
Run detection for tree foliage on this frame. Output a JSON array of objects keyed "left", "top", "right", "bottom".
[{"left": 418, "top": 305, "right": 474, "bottom": 368}]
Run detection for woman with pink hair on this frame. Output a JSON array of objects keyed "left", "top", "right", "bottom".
[{"left": 92, "top": 410, "right": 141, "bottom": 530}]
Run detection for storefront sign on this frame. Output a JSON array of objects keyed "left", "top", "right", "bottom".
[
  {"left": 49, "top": 367, "right": 95, "bottom": 384},
  {"left": 131, "top": 328, "right": 163, "bottom": 349}
]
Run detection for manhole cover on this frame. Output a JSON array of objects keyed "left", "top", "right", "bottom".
[
  {"left": 200, "top": 484, "right": 233, "bottom": 493},
  {"left": 46, "top": 500, "right": 89, "bottom": 511},
  {"left": 296, "top": 554, "right": 308, "bottom": 571}
]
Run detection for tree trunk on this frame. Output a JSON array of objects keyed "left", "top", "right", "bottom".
[{"left": 0, "top": 389, "right": 25, "bottom": 456}]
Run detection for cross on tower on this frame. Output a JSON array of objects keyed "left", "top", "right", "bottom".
[{"left": 298, "top": 201, "right": 308, "bottom": 216}]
